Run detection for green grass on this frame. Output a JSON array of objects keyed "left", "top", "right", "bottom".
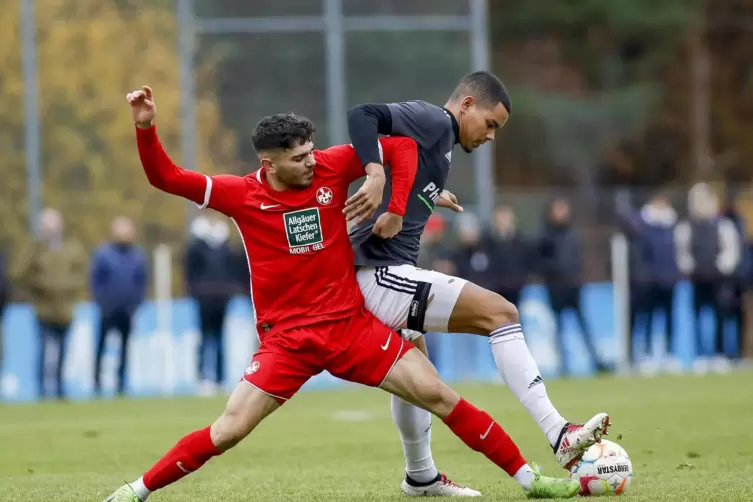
[{"left": 2, "top": 373, "right": 753, "bottom": 501}]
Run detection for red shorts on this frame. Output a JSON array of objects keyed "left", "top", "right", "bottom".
[{"left": 242, "top": 306, "right": 413, "bottom": 403}]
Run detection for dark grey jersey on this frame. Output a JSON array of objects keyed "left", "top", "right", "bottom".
[{"left": 349, "top": 100, "right": 457, "bottom": 267}]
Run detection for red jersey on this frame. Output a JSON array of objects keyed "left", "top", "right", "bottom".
[{"left": 135, "top": 126, "right": 418, "bottom": 336}]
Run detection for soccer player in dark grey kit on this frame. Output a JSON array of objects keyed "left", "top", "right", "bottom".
[{"left": 348, "top": 71, "right": 611, "bottom": 497}]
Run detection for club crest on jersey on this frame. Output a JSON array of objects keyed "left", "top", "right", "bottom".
[
  {"left": 283, "top": 208, "right": 325, "bottom": 254},
  {"left": 245, "top": 360, "right": 260, "bottom": 375},
  {"left": 317, "top": 187, "right": 333, "bottom": 205}
]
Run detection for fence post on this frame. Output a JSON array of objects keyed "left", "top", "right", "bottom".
[
  {"left": 154, "top": 244, "right": 173, "bottom": 394},
  {"left": 21, "top": 0, "right": 42, "bottom": 234},
  {"left": 611, "top": 232, "right": 631, "bottom": 373}
]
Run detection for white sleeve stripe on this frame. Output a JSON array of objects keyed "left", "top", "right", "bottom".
[{"left": 196, "top": 175, "right": 212, "bottom": 209}]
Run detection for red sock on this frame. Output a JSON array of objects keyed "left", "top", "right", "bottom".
[
  {"left": 143, "top": 426, "right": 221, "bottom": 491},
  {"left": 442, "top": 398, "right": 527, "bottom": 477}
]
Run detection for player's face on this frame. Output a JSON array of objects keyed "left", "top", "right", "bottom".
[
  {"left": 458, "top": 97, "right": 509, "bottom": 153},
  {"left": 266, "top": 141, "right": 317, "bottom": 188}
]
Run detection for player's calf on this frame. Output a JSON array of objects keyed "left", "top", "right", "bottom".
[
  {"left": 101, "top": 382, "right": 279, "bottom": 502},
  {"left": 448, "top": 282, "right": 610, "bottom": 470},
  {"left": 382, "top": 348, "right": 457, "bottom": 418},
  {"left": 380, "top": 348, "right": 579, "bottom": 498},
  {"left": 210, "top": 381, "right": 280, "bottom": 450}
]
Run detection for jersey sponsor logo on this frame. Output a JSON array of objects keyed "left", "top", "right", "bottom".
[
  {"left": 283, "top": 208, "right": 325, "bottom": 254},
  {"left": 417, "top": 182, "right": 441, "bottom": 211},
  {"left": 316, "top": 187, "right": 333, "bottom": 205}
]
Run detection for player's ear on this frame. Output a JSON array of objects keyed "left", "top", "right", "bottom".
[
  {"left": 259, "top": 155, "right": 275, "bottom": 173},
  {"left": 461, "top": 96, "right": 475, "bottom": 111}
]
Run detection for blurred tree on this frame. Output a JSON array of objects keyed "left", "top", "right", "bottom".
[
  {"left": 0, "top": 0, "right": 236, "bottom": 294},
  {"left": 707, "top": 0, "right": 753, "bottom": 182},
  {"left": 490, "top": 0, "right": 697, "bottom": 187},
  {"left": 493, "top": 0, "right": 695, "bottom": 88}
]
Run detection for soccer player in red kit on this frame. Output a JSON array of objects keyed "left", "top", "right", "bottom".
[{"left": 101, "top": 86, "right": 579, "bottom": 502}]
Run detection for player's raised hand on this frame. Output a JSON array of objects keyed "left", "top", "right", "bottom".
[
  {"left": 344, "top": 170, "right": 386, "bottom": 224},
  {"left": 372, "top": 212, "right": 403, "bottom": 239},
  {"left": 126, "top": 85, "right": 156, "bottom": 128},
  {"left": 436, "top": 190, "right": 464, "bottom": 213}
]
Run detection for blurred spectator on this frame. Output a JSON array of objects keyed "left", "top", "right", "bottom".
[
  {"left": 746, "top": 239, "right": 753, "bottom": 360},
  {"left": 721, "top": 191, "right": 749, "bottom": 362},
  {"left": 622, "top": 193, "right": 681, "bottom": 369},
  {"left": 450, "top": 213, "right": 496, "bottom": 293},
  {"left": 618, "top": 201, "right": 651, "bottom": 367},
  {"left": 418, "top": 213, "right": 453, "bottom": 274},
  {"left": 91, "top": 216, "right": 148, "bottom": 396},
  {"left": 185, "top": 212, "right": 237, "bottom": 395},
  {"left": 676, "top": 183, "right": 741, "bottom": 372},
  {"left": 489, "top": 205, "right": 530, "bottom": 307},
  {"left": 539, "top": 198, "right": 610, "bottom": 375},
  {"left": 0, "top": 250, "right": 7, "bottom": 376},
  {"left": 12, "top": 209, "right": 87, "bottom": 399},
  {"left": 449, "top": 212, "right": 492, "bottom": 378}
]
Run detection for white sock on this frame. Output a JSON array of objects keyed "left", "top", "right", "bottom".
[
  {"left": 129, "top": 477, "right": 151, "bottom": 501},
  {"left": 513, "top": 464, "right": 536, "bottom": 490},
  {"left": 391, "top": 394, "right": 439, "bottom": 484},
  {"left": 489, "top": 324, "right": 567, "bottom": 447}
]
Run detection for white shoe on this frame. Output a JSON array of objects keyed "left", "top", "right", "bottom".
[
  {"left": 693, "top": 357, "right": 710, "bottom": 374},
  {"left": 553, "top": 413, "right": 611, "bottom": 469},
  {"left": 637, "top": 358, "right": 659, "bottom": 377},
  {"left": 736, "top": 359, "right": 753, "bottom": 372},
  {"left": 663, "top": 356, "right": 685, "bottom": 374},
  {"left": 102, "top": 484, "right": 142, "bottom": 502},
  {"left": 400, "top": 474, "right": 482, "bottom": 497},
  {"left": 710, "top": 356, "right": 732, "bottom": 374}
]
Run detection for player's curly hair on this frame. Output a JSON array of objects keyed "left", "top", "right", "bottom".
[{"left": 251, "top": 113, "right": 316, "bottom": 152}]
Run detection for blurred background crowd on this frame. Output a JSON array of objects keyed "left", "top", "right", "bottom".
[
  {"left": 2, "top": 0, "right": 753, "bottom": 401},
  {"left": 418, "top": 184, "right": 753, "bottom": 375}
]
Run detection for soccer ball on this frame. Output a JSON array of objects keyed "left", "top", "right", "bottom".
[{"left": 569, "top": 440, "right": 632, "bottom": 496}]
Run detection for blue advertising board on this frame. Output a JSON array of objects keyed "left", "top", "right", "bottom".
[{"left": 0, "top": 282, "right": 738, "bottom": 402}]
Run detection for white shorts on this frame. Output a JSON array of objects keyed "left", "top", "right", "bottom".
[{"left": 356, "top": 264, "right": 468, "bottom": 340}]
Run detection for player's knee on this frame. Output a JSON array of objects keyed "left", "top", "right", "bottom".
[
  {"left": 416, "top": 377, "right": 460, "bottom": 419},
  {"left": 210, "top": 412, "right": 253, "bottom": 451},
  {"left": 475, "top": 292, "right": 519, "bottom": 334}
]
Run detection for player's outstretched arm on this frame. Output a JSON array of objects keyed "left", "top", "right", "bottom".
[
  {"left": 128, "top": 86, "right": 208, "bottom": 206},
  {"left": 135, "top": 126, "right": 209, "bottom": 206},
  {"left": 128, "top": 86, "right": 247, "bottom": 216}
]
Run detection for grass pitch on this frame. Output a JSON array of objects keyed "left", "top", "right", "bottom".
[{"left": 2, "top": 373, "right": 753, "bottom": 501}]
